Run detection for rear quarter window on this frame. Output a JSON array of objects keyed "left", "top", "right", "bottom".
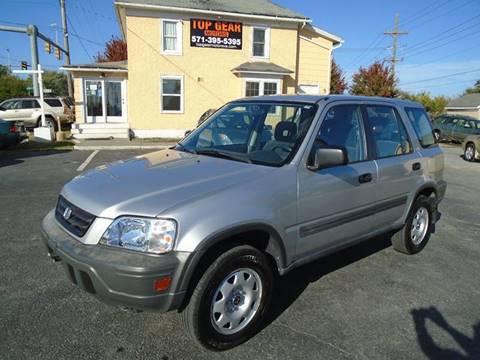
[
  {"left": 44, "top": 99, "right": 63, "bottom": 107},
  {"left": 404, "top": 107, "right": 436, "bottom": 148}
]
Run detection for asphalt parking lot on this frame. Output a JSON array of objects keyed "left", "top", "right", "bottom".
[{"left": 0, "top": 145, "right": 479, "bottom": 359}]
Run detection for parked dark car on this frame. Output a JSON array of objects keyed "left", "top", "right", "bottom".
[
  {"left": 432, "top": 114, "right": 480, "bottom": 143},
  {"left": 0, "top": 119, "right": 27, "bottom": 149}
]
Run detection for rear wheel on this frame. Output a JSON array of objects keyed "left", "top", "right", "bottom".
[
  {"left": 37, "top": 116, "right": 58, "bottom": 131},
  {"left": 392, "top": 195, "right": 433, "bottom": 254},
  {"left": 182, "top": 245, "right": 274, "bottom": 351},
  {"left": 464, "top": 143, "right": 476, "bottom": 162}
]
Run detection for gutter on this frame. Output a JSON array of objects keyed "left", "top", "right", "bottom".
[
  {"left": 114, "top": 2, "right": 311, "bottom": 23},
  {"left": 60, "top": 67, "right": 128, "bottom": 73}
]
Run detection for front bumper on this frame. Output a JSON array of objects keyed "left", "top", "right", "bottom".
[{"left": 41, "top": 210, "right": 191, "bottom": 312}]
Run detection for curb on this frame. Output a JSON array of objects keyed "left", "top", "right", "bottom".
[{"left": 73, "top": 144, "right": 173, "bottom": 151}]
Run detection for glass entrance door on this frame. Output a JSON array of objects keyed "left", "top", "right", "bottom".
[
  {"left": 84, "top": 79, "right": 126, "bottom": 123},
  {"left": 85, "top": 80, "right": 104, "bottom": 123},
  {"left": 106, "top": 81, "right": 124, "bottom": 123}
]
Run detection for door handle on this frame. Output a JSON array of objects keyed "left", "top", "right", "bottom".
[
  {"left": 358, "top": 173, "right": 373, "bottom": 184},
  {"left": 412, "top": 162, "right": 421, "bottom": 171}
]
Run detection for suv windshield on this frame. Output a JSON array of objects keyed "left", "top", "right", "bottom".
[{"left": 177, "top": 101, "right": 318, "bottom": 167}]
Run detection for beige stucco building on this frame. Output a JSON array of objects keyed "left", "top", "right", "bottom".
[{"left": 63, "top": 0, "right": 343, "bottom": 139}]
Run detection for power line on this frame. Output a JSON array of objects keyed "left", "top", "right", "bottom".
[
  {"left": 401, "top": 78, "right": 477, "bottom": 90},
  {"left": 404, "top": 28, "right": 480, "bottom": 59},
  {"left": 403, "top": 16, "right": 480, "bottom": 56},
  {"left": 66, "top": 15, "right": 93, "bottom": 61},
  {"left": 401, "top": 68, "right": 480, "bottom": 86},
  {"left": 398, "top": 0, "right": 451, "bottom": 28},
  {"left": 408, "top": 0, "right": 478, "bottom": 31}
]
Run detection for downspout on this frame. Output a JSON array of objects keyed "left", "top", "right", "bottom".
[
  {"left": 328, "top": 40, "right": 344, "bottom": 94},
  {"left": 295, "top": 21, "right": 308, "bottom": 93}
]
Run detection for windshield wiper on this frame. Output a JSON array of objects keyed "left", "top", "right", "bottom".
[
  {"left": 195, "top": 149, "right": 252, "bottom": 164},
  {"left": 175, "top": 143, "right": 197, "bottom": 154}
]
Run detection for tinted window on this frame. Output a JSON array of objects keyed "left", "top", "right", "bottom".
[
  {"left": 179, "top": 102, "right": 317, "bottom": 167},
  {"left": 21, "top": 100, "right": 39, "bottom": 109},
  {"left": 44, "top": 99, "right": 63, "bottom": 107},
  {"left": 405, "top": 107, "right": 436, "bottom": 148},
  {"left": 1, "top": 101, "right": 14, "bottom": 109},
  {"left": 318, "top": 105, "right": 366, "bottom": 163},
  {"left": 366, "top": 106, "right": 412, "bottom": 158}
]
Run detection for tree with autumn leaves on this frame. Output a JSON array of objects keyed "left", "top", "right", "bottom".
[
  {"left": 330, "top": 59, "right": 348, "bottom": 94},
  {"left": 95, "top": 36, "right": 128, "bottom": 63},
  {"left": 350, "top": 61, "right": 397, "bottom": 97}
]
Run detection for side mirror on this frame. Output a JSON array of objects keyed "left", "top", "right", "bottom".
[
  {"left": 0, "top": 106, "right": 5, "bottom": 111},
  {"left": 307, "top": 146, "right": 348, "bottom": 171}
]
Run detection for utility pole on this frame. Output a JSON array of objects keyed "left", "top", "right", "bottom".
[
  {"left": 27, "top": 24, "right": 40, "bottom": 96},
  {"left": 1, "top": 23, "right": 69, "bottom": 96},
  {"left": 60, "top": 0, "right": 73, "bottom": 97},
  {"left": 384, "top": 14, "right": 408, "bottom": 79}
]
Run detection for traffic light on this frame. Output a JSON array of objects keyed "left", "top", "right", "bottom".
[
  {"left": 45, "top": 41, "right": 52, "bottom": 54},
  {"left": 54, "top": 47, "right": 61, "bottom": 60},
  {"left": 21, "top": 61, "right": 28, "bottom": 70}
]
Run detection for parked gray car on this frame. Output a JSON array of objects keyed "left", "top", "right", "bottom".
[{"left": 42, "top": 95, "right": 446, "bottom": 350}]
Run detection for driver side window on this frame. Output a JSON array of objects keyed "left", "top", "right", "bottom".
[{"left": 318, "top": 105, "right": 367, "bottom": 163}]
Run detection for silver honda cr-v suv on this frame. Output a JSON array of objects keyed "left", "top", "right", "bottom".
[{"left": 42, "top": 95, "right": 446, "bottom": 350}]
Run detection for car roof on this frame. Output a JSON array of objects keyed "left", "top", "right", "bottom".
[
  {"left": 437, "top": 114, "right": 478, "bottom": 121},
  {"left": 232, "top": 94, "right": 423, "bottom": 107},
  {"left": 2, "top": 96, "right": 61, "bottom": 101}
]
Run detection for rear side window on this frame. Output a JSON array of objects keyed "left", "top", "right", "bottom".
[
  {"left": 21, "top": 100, "right": 39, "bottom": 109},
  {"left": 44, "top": 99, "right": 63, "bottom": 107},
  {"left": 405, "top": 107, "right": 436, "bottom": 148},
  {"left": 318, "top": 105, "right": 367, "bottom": 163},
  {"left": 366, "top": 106, "right": 412, "bottom": 158}
]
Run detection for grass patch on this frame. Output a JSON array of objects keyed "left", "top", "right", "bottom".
[{"left": 6, "top": 140, "right": 75, "bottom": 151}]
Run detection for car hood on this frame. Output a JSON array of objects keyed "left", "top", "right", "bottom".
[{"left": 61, "top": 149, "right": 269, "bottom": 218}]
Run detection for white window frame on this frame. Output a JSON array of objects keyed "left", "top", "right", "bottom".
[
  {"left": 161, "top": 19, "right": 183, "bottom": 55},
  {"left": 160, "top": 75, "right": 184, "bottom": 114},
  {"left": 244, "top": 78, "right": 281, "bottom": 115},
  {"left": 243, "top": 78, "right": 281, "bottom": 97},
  {"left": 251, "top": 26, "right": 270, "bottom": 59}
]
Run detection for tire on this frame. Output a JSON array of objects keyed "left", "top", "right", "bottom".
[
  {"left": 182, "top": 245, "right": 274, "bottom": 351},
  {"left": 37, "top": 116, "right": 58, "bottom": 131},
  {"left": 392, "top": 195, "right": 433, "bottom": 255},
  {"left": 464, "top": 143, "right": 476, "bottom": 162}
]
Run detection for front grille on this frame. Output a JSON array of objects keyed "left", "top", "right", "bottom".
[{"left": 55, "top": 195, "right": 95, "bottom": 237}]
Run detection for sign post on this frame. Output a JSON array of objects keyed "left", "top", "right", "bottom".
[{"left": 13, "top": 64, "right": 54, "bottom": 142}]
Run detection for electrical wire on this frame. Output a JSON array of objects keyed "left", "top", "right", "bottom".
[{"left": 401, "top": 68, "right": 480, "bottom": 86}]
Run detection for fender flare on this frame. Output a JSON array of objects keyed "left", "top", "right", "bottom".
[{"left": 176, "top": 223, "right": 288, "bottom": 294}]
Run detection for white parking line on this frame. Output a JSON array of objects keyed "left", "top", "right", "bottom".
[{"left": 77, "top": 150, "right": 99, "bottom": 172}]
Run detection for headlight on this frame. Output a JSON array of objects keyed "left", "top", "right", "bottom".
[{"left": 100, "top": 217, "right": 176, "bottom": 254}]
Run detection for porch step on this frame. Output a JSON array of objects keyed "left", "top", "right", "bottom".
[
  {"left": 73, "top": 133, "right": 130, "bottom": 139},
  {"left": 71, "top": 122, "right": 129, "bottom": 130},
  {"left": 71, "top": 123, "right": 130, "bottom": 139},
  {"left": 72, "top": 127, "right": 130, "bottom": 135}
]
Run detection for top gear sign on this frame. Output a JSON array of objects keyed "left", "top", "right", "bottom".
[{"left": 190, "top": 19, "right": 243, "bottom": 50}]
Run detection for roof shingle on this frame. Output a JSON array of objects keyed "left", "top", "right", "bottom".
[
  {"left": 115, "top": 0, "right": 308, "bottom": 20},
  {"left": 447, "top": 93, "right": 480, "bottom": 108}
]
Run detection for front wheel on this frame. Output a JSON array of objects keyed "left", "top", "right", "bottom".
[
  {"left": 182, "top": 245, "right": 274, "bottom": 351},
  {"left": 392, "top": 195, "right": 433, "bottom": 255},
  {"left": 464, "top": 143, "right": 476, "bottom": 162}
]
